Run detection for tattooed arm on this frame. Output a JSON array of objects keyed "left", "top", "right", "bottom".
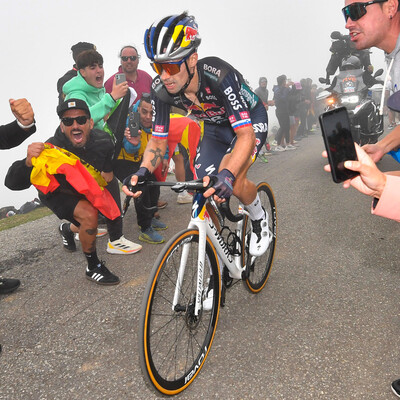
[
  {"left": 140, "top": 137, "right": 168, "bottom": 172},
  {"left": 122, "top": 137, "right": 167, "bottom": 198}
]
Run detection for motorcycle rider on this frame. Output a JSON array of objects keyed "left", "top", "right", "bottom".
[
  {"left": 122, "top": 12, "right": 272, "bottom": 260},
  {"left": 324, "top": 31, "right": 373, "bottom": 84}
]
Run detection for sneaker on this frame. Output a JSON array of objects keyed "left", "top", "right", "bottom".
[
  {"left": 271, "top": 140, "right": 278, "bottom": 146},
  {"left": 177, "top": 190, "right": 193, "bottom": 204},
  {"left": 249, "top": 210, "right": 272, "bottom": 257},
  {"left": 151, "top": 218, "right": 167, "bottom": 230},
  {"left": 274, "top": 145, "right": 286, "bottom": 152},
  {"left": 107, "top": 236, "right": 142, "bottom": 254},
  {"left": 59, "top": 223, "right": 76, "bottom": 252},
  {"left": 75, "top": 227, "right": 108, "bottom": 241},
  {"left": 202, "top": 278, "right": 214, "bottom": 311},
  {"left": 157, "top": 200, "right": 168, "bottom": 209},
  {"left": 285, "top": 144, "right": 297, "bottom": 150},
  {"left": 392, "top": 379, "right": 400, "bottom": 397},
  {"left": 0, "top": 277, "right": 20, "bottom": 294},
  {"left": 85, "top": 261, "right": 120, "bottom": 285},
  {"left": 258, "top": 154, "right": 269, "bottom": 163},
  {"left": 139, "top": 227, "right": 165, "bottom": 244}
]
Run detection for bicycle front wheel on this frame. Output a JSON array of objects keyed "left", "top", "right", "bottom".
[
  {"left": 139, "top": 229, "right": 221, "bottom": 396},
  {"left": 242, "top": 182, "right": 277, "bottom": 293}
]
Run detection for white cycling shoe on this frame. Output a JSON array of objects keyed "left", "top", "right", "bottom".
[
  {"left": 249, "top": 211, "right": 272, "bottom": 257},
  {"left": 202, "top": 279, "right": 214, "bottom": 311}
]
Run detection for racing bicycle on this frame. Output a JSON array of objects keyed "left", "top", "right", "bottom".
[{"left": 135, "top": 179, "right": 277, "bottom": 395}]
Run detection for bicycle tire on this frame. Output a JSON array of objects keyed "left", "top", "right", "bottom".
[
  {"left": 139, "top": 229, "right": 221, "bottom": 395},
  {"left": 242, "top": 182, "right": 277, "bottom": 293}
]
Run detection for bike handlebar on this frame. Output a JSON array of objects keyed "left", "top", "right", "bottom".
[{"left": 125, "top": 179, "right": 243, "bottom": 223}]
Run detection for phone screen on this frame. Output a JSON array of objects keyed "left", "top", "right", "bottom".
[{"left": 319, "top": 107, "right": 359, "bottom": 183}]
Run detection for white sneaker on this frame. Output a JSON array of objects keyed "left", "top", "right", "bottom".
[
  {"left": 285, "top": 144, "right": 297, "bottom": 150},
  {"left": 107, "top": 235, "right": 142, "bottom": 255},
  {"left": 249, "top": 211, "right": 272, "bottom": 257},
  {"left": 75, "top": 227, "right": 108, "bottom": 241},
  {"left": 177, "top": 190, "right": 193, "bottom": 204},
  {"left": 274, "top": 145, "right": 286, "bottom": 152}
]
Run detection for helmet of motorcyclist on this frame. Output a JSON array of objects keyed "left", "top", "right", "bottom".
[
  {"left": 341, "top": 55, "right": 361, "bottom": 71},
  {"left": 144, "top": 12, "right": 201, "bottom": 63}
]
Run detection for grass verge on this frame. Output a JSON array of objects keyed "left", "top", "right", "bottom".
[{"left": 0, "top": 207, "right": 52, "bottom": 232}]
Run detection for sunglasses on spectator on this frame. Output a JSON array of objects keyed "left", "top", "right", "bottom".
[
  {"left": 121, "top": 56, "right": 138, "bottom": 62},
  {"left": 150, "top": 55, "right": 190, "bottom": 76},
  {"left": 61, "top": 116, "right": 89, "bottom": 126},
  {"left": 342, "top": 0, "right": 387, "bottom": 22}
]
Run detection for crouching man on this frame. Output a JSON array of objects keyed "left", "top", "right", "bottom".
[{"left": 5, "top": 99, "right": 142, "bottom": 285}]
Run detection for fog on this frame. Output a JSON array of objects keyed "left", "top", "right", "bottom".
[{"left": 0, "top": 0, "right": 386, "bottom": 208}]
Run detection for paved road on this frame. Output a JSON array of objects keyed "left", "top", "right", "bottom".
[{"left": 1, "top": 132, "right": 400, "bottom": 400}]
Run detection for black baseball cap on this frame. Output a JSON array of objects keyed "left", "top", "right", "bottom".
[{"left": 56, "top": 99, "right": 91, "bottom": 118}]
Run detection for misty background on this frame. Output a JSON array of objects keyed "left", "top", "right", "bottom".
[{"left": 0, "top": 0, "right": 386, "bottom": 208}]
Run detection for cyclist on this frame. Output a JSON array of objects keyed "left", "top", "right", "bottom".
[{"left": 122, "top": 12, "right": 272, "bottom": 258}]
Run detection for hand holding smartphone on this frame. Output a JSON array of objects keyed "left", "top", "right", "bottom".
[{"left": 319, "top": 107, "right": 359, "bottom": 183}]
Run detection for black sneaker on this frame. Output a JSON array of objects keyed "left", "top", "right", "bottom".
[
  {"left": 0, "top": 277, "right": 21, "bottom": 294},
  {"left": 59, "top": 223, "right": 76, "bottom": 252},
  {"left": 392, "top": 379, "right": 400, "bottom": 397},
  {"left": 85, "top": 261, "right": 120, "bottom": 285}
]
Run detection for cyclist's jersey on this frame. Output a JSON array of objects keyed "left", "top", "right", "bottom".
[{"left": 150, "top": 56, "right": 263, "bottom": 139}]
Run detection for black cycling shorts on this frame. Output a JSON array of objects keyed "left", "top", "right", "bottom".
[{"left": 194, "top": 103, "right": 268, "bottom": 179}]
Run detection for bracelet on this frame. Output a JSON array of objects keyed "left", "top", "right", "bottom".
[{"left": 17, "top": 120, "right": 35, "bottom": 129}]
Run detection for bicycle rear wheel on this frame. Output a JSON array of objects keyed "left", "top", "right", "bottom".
[
  {"left": 139, "top": 229, "right": 221, "bottom": 395},
  {"left": 242, "top": 182, "right": 277, "bottom": 293}
]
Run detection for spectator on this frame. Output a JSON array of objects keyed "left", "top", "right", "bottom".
[
  {"left": 254, "top": 77, "right": 269, "bottom": 110},
  {"left": 105, "top": 45, "right": 153, "bottom": 104},
  {"left": 0, "top": 98, "right": 36, "bottom": 294},
  {"left": 5, "top": 99, "right": 142, "bottom": 286},
  {"left": 288, "top": 82, "right": 302, "bottom": 147},
  {"left": 114, "top": 94, "right": 168, "bottom": 244},
  {"left": 344, "top": 0, "right": 400, "bottom": 163},
  {"left": 273, "top": 74, "right": 292, "bottom": 151},
  {"left": 57, "top": 42, "right": 96, "bottom": 106},
  {"left": 62, "top": 50, "right": 129, "bottom": 130}
]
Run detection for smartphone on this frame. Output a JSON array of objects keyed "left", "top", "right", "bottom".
[
  {"left": 115, "top": 73, "right": 126, "bottom": 85},
  {"left": 128, "top": 111, "right": 141, "bottom": 137},
  {"left": 319, "top": 107, "right": 359, "bottom": 183}
]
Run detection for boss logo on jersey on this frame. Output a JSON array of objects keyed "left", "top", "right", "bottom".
[
  {"left": 223, "top": 86, "right": 243, "bottom": 111},
  {"left": 152, "top": 77, "right": 161, "bottom": 91},
  {"left": 154, "top": 125, "right": 165, "bottom": 133},
  {"left": 229, "top": 115, "right": 236, "bottom": 124},
  {"left": 253, "top": 122, "right": 268, "bottom": 133},
  {"left": 203, "top": 64, "right": 221, "bottom": 77}
]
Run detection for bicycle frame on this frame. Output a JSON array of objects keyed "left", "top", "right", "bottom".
[{"left": 172, "top": 191, "right": 249, "bottom": 316}]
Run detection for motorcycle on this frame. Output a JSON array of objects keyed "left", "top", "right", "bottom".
[{"left": 318, "top": 56, "right": 384, "bottom": 145}]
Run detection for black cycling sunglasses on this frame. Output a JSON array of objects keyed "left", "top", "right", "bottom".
[
  {"left": 121, "top": 56, "right": 138, "bottom": 62},
  {"left": 61, "top": 116, "right": 89, "bottom": 126},
  {"left": 342, "top": 0, "right": 387, "bottom": 22}
]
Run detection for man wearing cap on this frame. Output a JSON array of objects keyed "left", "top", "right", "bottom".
[
  {"left": 57, "top": 42, "right": 96, "bottom": 106},
  {"left": 104, "top": 45, "right": 153, "bottom": 104},
  {"left": 5, "top": 99, "right": 142, "bottom": 286}
]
